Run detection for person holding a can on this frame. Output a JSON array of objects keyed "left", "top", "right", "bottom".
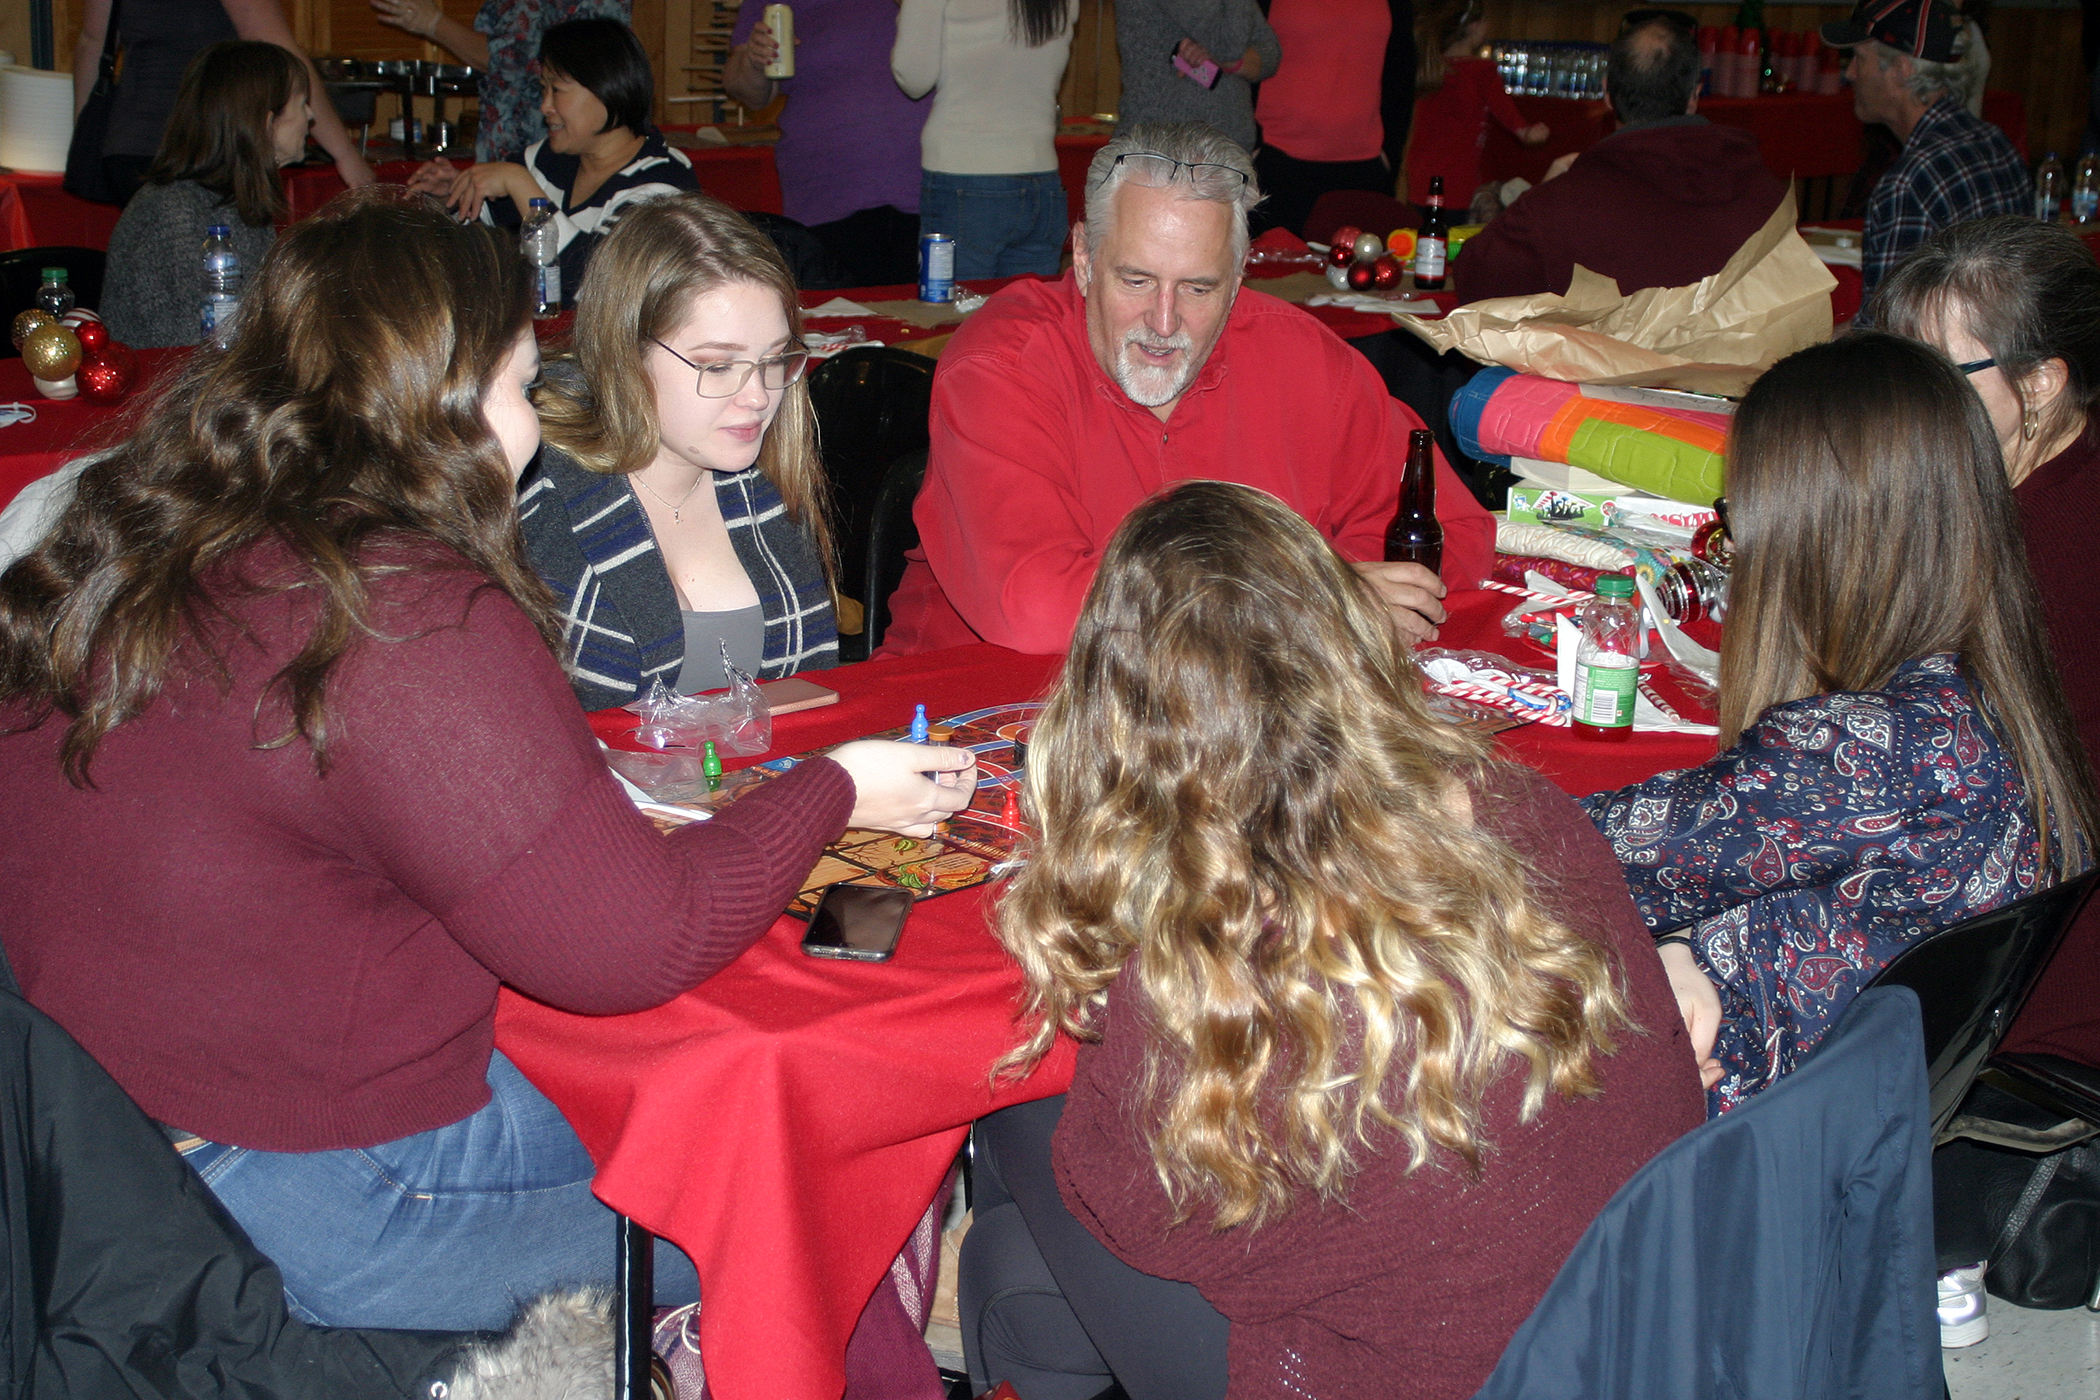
[
  {"left": 725, "top": 0, "right": 931, "bottom": 286},
  {"left": 880, "top": 122, "right": 1495, "bottom": 658}
]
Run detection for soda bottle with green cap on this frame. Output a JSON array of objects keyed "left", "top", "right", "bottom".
[{"left": 1573, "top": 574, "right": 1640, "bottom": 743}]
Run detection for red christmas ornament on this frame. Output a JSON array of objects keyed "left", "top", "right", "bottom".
[
  {"left": 76, "top": 352, "right": 134, "bottom": 403},
  {"left": 1327, "top": 241, "right": 1353, "bottom": 268},
  {"left": 1370, "top": 256, "right": 1403, "bottom": 291},
  {"left": 73, "top": 319, "right": 108, "bottom": 353},
  {"left": 1346, "top": 260, "right": 1378, "bottom": 291},
  {"left": 1330, "top": 225, "right": 1362, "bottom": 251}
]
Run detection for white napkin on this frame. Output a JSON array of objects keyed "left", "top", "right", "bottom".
[
  {"left": 1305, "top": 292, "right": 1444, "bottom": 317},
  {"left": 1635, "top": 572, "right": 1721, "bottom": 687},
  {"left": 803, "top": 297, "right": 879, "bottom": 318}
]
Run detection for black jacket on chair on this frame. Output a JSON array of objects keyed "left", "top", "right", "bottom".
[
  {"left": 1473, "top": 986, "right": 1944, "bottom": 1400},
  {"left": 0, "top": 963, "right": 474, "bottom": 1399}
]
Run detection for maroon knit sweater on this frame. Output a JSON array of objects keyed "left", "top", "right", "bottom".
[
  {"left": 1052, "top": 763, "right": 1705, "bottom": 1399},
  {"left": 1999, "top": 421, "right": 2100, "bottom": 1066},
  {"left": 0, "top": 540, "right": 853, "bottom": 1152}
]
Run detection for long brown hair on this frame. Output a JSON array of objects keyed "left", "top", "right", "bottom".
[
  {"left": 1416, "top": 0, "right": 1483, "bottom": 91},
  {"left": 997, "top": 482, "right": 1633, "bottom": 1231},
  {"left": 1720, "top": 332, "right": 2096, "bottom": 879},
  {"left": 1870, "top": 215, "right": 2100, "bottom": 450},
  {"left": 534, "top": 193, "right": 833, "bottom": 576},
  {"left": 146, "top": 40, "right": 308, "bottom": 226},
  {"left": 0, "top": 187, "right": 554, "bottom": 784}
]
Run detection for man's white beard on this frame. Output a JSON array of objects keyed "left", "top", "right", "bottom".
[{"left": 1113, "top": 327, "right": 1197, "bottom": 407}]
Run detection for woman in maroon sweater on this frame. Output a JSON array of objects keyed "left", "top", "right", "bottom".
[
  {"left": 0, "top": 188, "right": 975, "bottom": 1331},
  {"left": 973, "top": 482, "right": 1705, "bottom": 1398}
]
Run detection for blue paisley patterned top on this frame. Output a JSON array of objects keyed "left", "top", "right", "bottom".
[
  {"left": 472, "top": 0, "right": 632, "bottom": 164},
  {"left": 1580, "top": 654, "right": 2040, "bottom": 1115}
]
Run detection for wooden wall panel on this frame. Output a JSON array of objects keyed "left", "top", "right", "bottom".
[{"left": 1058, "top": 0, "right": 1119, "bottom": 121}]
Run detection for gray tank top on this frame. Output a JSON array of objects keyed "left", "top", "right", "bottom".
[{"left": 674, "top": 605, "right": 767, "bottom": 694}]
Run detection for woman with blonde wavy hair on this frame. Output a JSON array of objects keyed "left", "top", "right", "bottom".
[
  {"left": 958, "top": 481, "right": 1705, "bottom": 1400},
  {"left": 520, "top": 190, "right": 837, "bottom": 710}
]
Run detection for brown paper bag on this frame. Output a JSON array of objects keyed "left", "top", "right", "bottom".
[{"left": 1397, "top": 190, "right": 1836, "bottom": 396}]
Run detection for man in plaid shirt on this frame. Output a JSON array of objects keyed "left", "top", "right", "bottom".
[{"left": 1823, "top": 0, "right": 2029, "bottom": 297}]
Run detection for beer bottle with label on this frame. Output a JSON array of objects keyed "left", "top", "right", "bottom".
[
  {"left": 1384, "top": 428, "right": 1444, "bottom": 573},
  {"left": 1413, "top": 176, "right": 1450, "bottom": 292}
]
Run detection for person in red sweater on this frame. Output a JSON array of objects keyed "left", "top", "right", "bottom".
[
  {"left": 880, "top": 122, "right": 1495, "bottom": 658},
  {"left": 1451, "top": 9, "right": 1786, "bottom": 306},
  {"left": 0, "top": 187, "right": 975, "bottom": 1332},
  {"left": 1873, "top": 215, "right": 2100, "bottom": 1345},
  {"left": 960, "top": 481, "right": 1706, "bottom": 1398},
  {"left": 1407, "top": 0, "right": 1549, "bottom": 213}
]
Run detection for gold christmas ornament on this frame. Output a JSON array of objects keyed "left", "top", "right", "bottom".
[
  {"left": 11, "top": 308, "right": 56, "bottom": 350},
  {"left": 22, "top": 324, "right": 83, "bottom": 381}
]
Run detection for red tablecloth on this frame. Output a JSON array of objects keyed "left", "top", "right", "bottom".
[
  {"left": 1482, "top": 89, "right": 2027, "bottom": 188},
  {"left": 497, "top": 642, "right": 1079, "bottom": 1400},
  {"left": 0, "top": 171, "right": 123, "bottom": 253},
  {"left": 493, "top": 593, "right": 1712, "bottom": 1399},
  {"left": 0, "top": 347, "right": 184, "bottom": 509}
]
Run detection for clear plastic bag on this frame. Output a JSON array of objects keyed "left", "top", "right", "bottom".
[{"left": 632, "top": 643, "right": 773, "bottom": 757}]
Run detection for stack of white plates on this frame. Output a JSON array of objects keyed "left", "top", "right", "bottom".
[{"left": 0, "top": 66, "right": 73, "bottom": 174}]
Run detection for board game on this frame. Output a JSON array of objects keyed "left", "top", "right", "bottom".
[{"left": 637, "top": 702, "right": 1040, "bottom": 920}]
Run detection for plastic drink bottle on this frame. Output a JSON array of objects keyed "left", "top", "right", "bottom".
[
  {"left": 2036, "top": 153, "right": 2065, "bottom": 223},
  {"left": 522, "top": 198, "right": 562, "bottom": 318},
  {"left": 1572, "top": 574, "right": 1640, "bottom": 743},
  {"left": 35, "top": 268, "right": 74, "bottom": 318},
  {"left": 2074, "top": 155, "right": 2100, "bottom": 225},
  {"left": 200, "top": 226, "right": 242, "bottom": 349}
]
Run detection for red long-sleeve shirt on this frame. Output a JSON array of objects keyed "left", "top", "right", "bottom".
[
  {"left": 881, "top": 272, "right": 1495, "bottom": 657},
  {"left": 0, "top": 540, "right": 853, "bottom": 1152}
]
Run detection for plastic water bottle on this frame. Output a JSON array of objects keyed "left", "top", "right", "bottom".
[
  {"left": 2074, "top": 155, "right": 2100, "bottom": 225},
  {"left": 35, "top": 268, "right": 75, "bottom": 318},
  {"left": 200, "top": 225, "right": 242, "bottom": 348},
  {"left": 522, "top": 198, "right": 562, "bottom": 319},
  {"left": 1572, "top": 574, "right": 1640, "bottom": 743},
  {"left": 2035, "top": 153, "right": 2065, "bottom": 224}
]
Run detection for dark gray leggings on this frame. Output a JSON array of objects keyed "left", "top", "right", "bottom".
[{"left": 960, "top": 1096, "right": 1229, "bottom": 1400}]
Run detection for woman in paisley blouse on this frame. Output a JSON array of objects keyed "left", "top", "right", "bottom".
[{"left": 1582, "top": 332, "right": 2097, "bottom": 1116}]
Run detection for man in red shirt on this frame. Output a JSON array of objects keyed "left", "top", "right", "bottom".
[{"left": 881, "top": 122, "right": 1495, "bottom": 657}]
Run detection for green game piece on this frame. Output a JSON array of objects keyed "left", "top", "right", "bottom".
[{"left": 703, "top": 740, "right": 723, "bottom": 791}]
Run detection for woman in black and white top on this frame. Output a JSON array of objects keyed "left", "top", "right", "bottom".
[
  {"left": 408, "top": 17, "right": 696, "bottom": 302},
  {"left": 519, "top": 192, "right": 839, "bottom": 711}
]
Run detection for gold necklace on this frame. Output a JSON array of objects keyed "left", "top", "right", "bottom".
[{"left": 633, "top": 469, "right": 706, "bottom": 524}]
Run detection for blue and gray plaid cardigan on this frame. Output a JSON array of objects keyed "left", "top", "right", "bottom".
[{"left": 518, "top": 444, "right": 838, "bottom": 711}]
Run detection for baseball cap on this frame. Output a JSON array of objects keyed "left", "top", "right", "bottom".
[{"left": 1820, "top": 0, "right": 1962, "bottom": 62}]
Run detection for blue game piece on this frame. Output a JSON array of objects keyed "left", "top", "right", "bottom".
[{"left": 910, "top": 704, "right": 928, "bottom": 744}]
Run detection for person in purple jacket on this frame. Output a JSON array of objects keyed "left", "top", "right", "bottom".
[{"left": 725, "top": 0, "right": 931, "bottom": 286}]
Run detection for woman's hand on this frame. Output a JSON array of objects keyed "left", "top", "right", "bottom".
[
  {"left": 745, "top": 19, "right": 782, "bottom": 69},
  {"left": 1175, "top": 36, "right": 1216, "bottom": 68},
  {"left": 446, "top": 160, "right": 537, "bottom": 220},
  {"left": 827, "top": 741, "right": 978, "bottom": 838},
  {"left": 1657, "top": 940, "right": 1724, "bottom": 1090},
  {"left": 370, "top": 0, "right": 440, "bottom": 37},
  {"left": 406, "top": 156, "right": 459, "bottom": 196},
  {"left": 1519, "top": 122, "right": 1551, "bottom": 146}
]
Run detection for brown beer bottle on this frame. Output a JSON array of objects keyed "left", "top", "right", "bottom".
[
  {"left": 1384, "top": 428, "right": 1444, "bottom": 573},
  {"left": 1413, "top": 176, "right": 1450, "bottom": 292}
]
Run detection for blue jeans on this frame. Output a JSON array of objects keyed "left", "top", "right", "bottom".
[
  {"left": 178, "top": 1051, "right": 700, "bottom": 1331},
  {"left": 919, "top": 170, "right": 1068, "bottom": 280}
]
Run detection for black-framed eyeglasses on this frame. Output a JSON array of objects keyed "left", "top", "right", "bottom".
[
  {"left": 1111, "top": 151, "right": 1249, "bottom": 191},
  {"left": 1957, "top": 357, "right": 1996, "bottom": 375},
  {"left": 652, "top": 337, "right": 809, "bottom": 398},
  {"left": 1712, "top": 495, "right": 1731, "bottom": 541}
]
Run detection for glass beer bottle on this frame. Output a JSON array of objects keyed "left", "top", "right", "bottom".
[{"left": 1384, "top": 428, "right": 1444, "bottom": 574}]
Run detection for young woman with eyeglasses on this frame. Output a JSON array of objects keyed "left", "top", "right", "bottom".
[{"left": 524, "top": 192, "right": 839, "bottom": 709}]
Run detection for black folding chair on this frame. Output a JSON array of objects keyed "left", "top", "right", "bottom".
[
  {"left": 806, "top": 347, "right": 935, "bottom": 661},
  {"left": 863, "top": 449, "right": 928, "bottom": 655},
  {"left": 1862, "top": 870, "right": 2100, "bottom": 1144}
]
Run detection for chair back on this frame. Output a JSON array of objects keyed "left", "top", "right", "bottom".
[
  {"left": 1862, "top": 870, "right": 2099, "bottom": 1143},
  {"left": 0, "top": 248, "right": 108, "bottom": 358},
  {"left": 806, "top": 347, "right": 934, "bottom": 660},
  {"left": 862, "top": 449, "right": 926, "bottom": 655}
]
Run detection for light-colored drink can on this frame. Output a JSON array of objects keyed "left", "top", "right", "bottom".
[{"left": 762, "top": 4, "right": 795, "bottom": 79}]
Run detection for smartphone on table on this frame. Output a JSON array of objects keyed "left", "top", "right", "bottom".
[{"left": 800, "top": 884, "right": 914, "bottom": 962}]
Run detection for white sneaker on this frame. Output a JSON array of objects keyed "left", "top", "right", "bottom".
[{"left": 1938, "top": 1263, "right": 1988, "bottom": 1348}]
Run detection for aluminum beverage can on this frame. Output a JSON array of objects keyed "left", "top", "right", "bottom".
[
  {"left": 762, "top": 4, "right": 795, "bottom": 79},
  {"left": 919, "top": 233, "right": 955, "bottom": 303}
]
